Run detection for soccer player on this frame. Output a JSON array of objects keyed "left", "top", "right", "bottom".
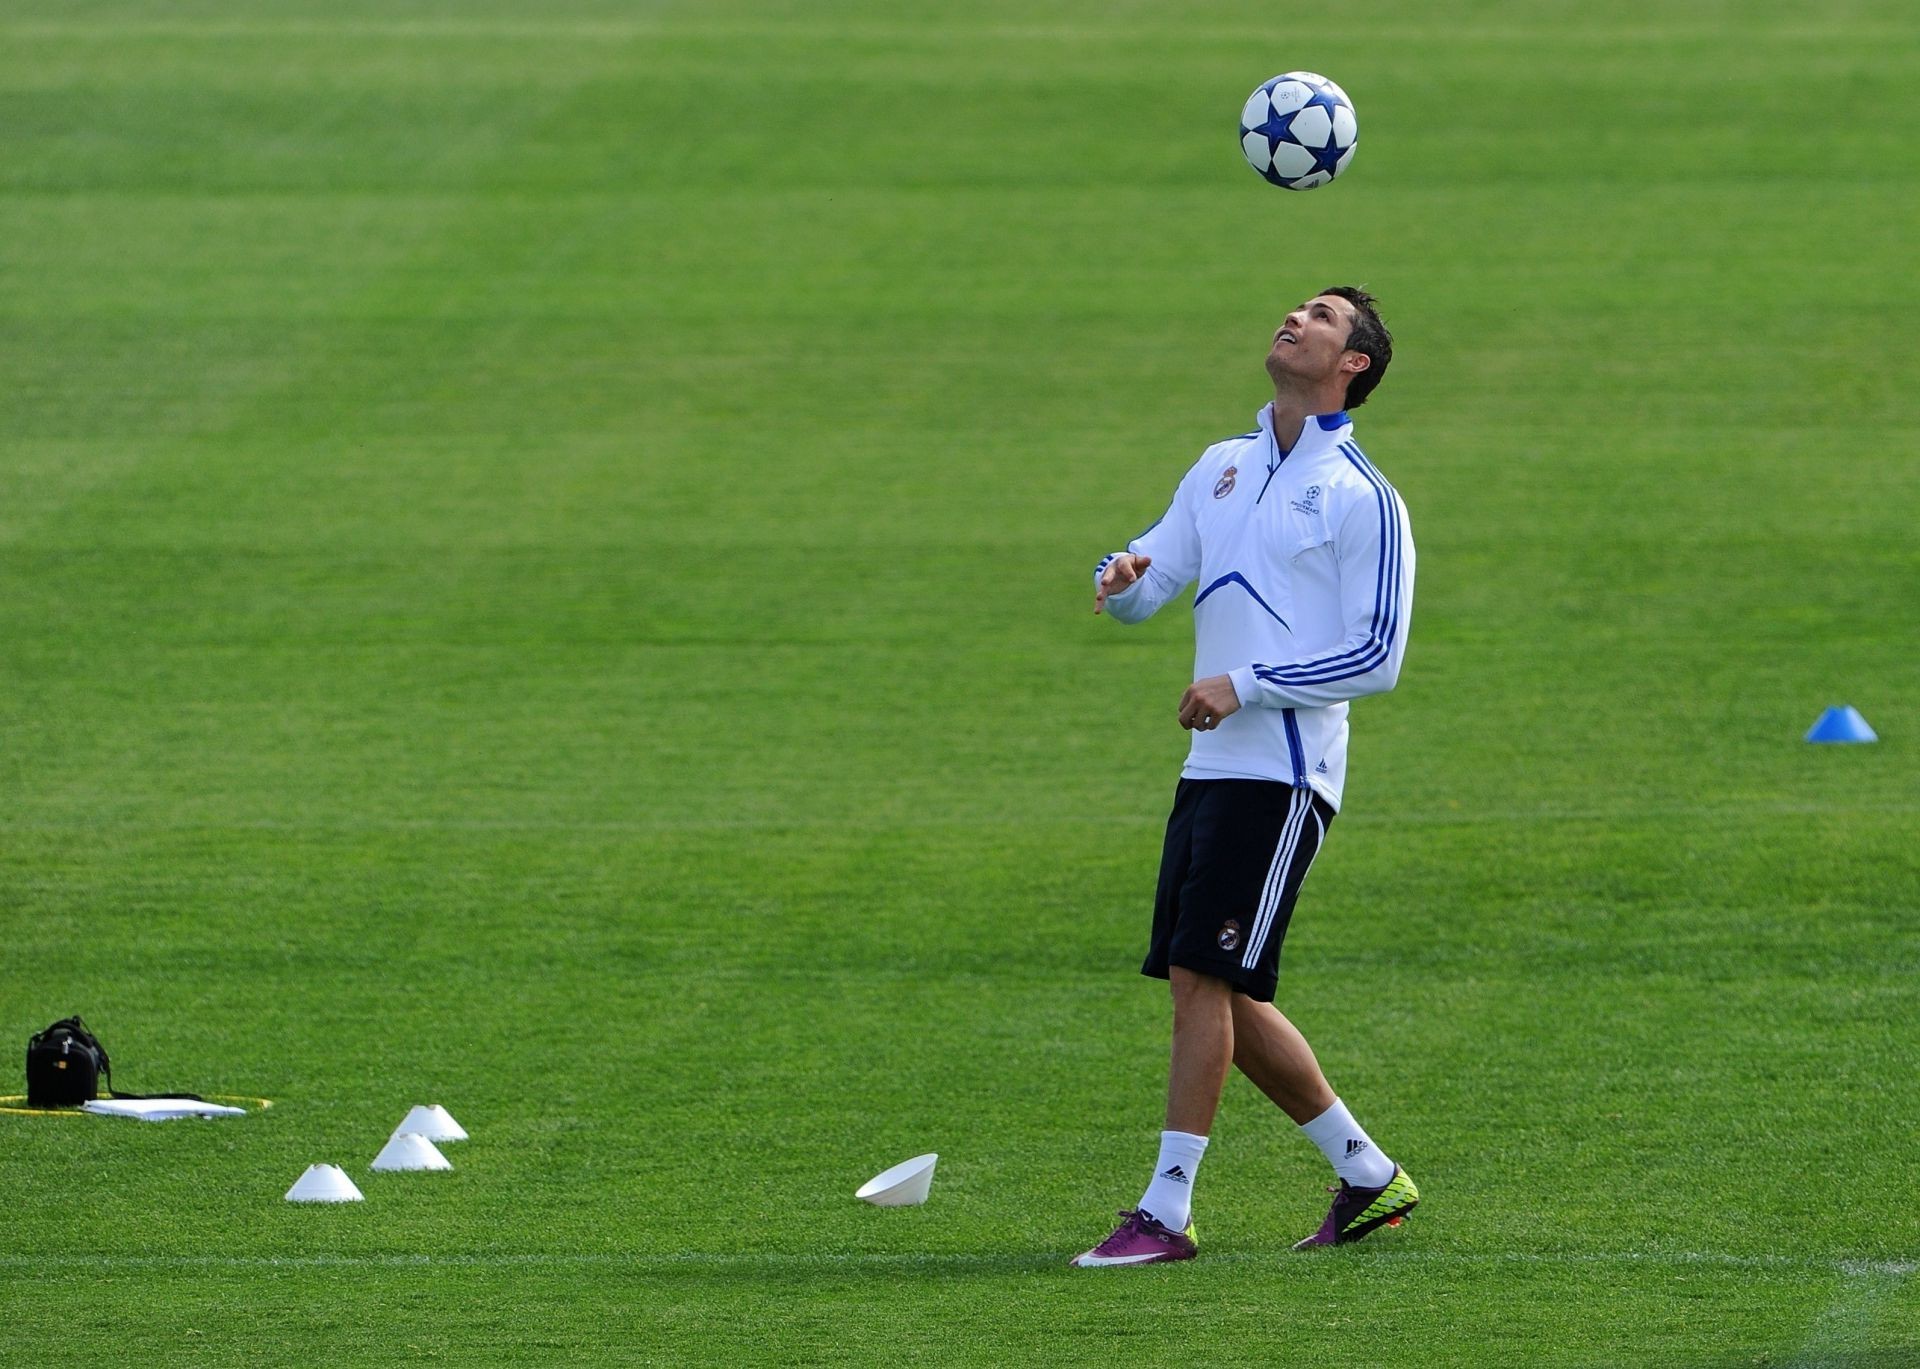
[{"left": 1072, "top": 287, "right": 1418, "bottom": 1267}]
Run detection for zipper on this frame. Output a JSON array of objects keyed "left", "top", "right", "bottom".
[{"left": 1256, "top": 426, "right": 1284, "bottom": 504}]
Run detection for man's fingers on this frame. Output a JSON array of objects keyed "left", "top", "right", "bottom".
[
  {"left": 1178, "top": 682, "right": 1228, "bottom": 731},
  {"left": 1096, "top": 554, "right": 1154, "bottom": 616}
]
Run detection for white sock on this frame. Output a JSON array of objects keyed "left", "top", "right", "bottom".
[
  {"left": 1138, "top": 1129, "right": 1209, "bottom": 1230},
  {"left": 1300, "top": 1098, "right": 1395, "bottom": 1188}
]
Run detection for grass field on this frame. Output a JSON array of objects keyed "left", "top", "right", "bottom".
[{"left": 4, "top": 0, "right": 1918, "bottom": 1363}]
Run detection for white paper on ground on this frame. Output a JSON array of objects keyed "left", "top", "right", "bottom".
[{"left": 82, "top": 1098, "right": 247, "bottom": 1121}]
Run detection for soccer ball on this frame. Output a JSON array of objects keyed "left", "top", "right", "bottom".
[{"left": 1238, "top": 72, "right": 1358, "bottom": 191}]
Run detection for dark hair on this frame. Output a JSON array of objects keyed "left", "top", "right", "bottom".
[{"left": 1318, "top": 285, "right": 1392, "bottom": 408}]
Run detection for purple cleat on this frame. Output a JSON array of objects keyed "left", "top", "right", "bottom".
[
  {"left": 1070, "top": 1209, "right": 1198, "bottom": 1267},
  {"left": 1293, "top": 1165, "right": 1420, "bottom": 1249}
]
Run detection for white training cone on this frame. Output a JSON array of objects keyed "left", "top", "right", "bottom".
[
  {"left": 371, "top": 1132, "right": 453, "bottom": 1172},
  {"left": 856, "top": 1153, "right": 938, "bottom": 1207},
  {"left": 393, "top": 1104, "right": 467, "bottom": 1143},
  {"left": 286, "top": 1164, "right": 364, "bottom": 1203}
]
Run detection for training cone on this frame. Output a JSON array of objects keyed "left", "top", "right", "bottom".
[
  {"left": 285, "top": 1164, "right": 364, "bottom": 1203},
  {"left": 393, "top": 1104, "right": 467, "bottom": 1143},
  {"left": 1805, "top": 706, "right": 1878, "bottom": 744},
  {"left": 370, "top": 1132, "right": 453, "bottom": 1172},
  {"left": 855, "top": 1153, "right": 938, "bottom": 1207}
]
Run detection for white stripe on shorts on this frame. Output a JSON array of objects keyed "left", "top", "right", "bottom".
[{"left": 1242, "top": 788, "right": 1311, "bottom": 970}]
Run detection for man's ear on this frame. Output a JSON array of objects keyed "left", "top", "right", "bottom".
[{"left": 1341, "top": 351, "right": 1371, "bottom": 376}]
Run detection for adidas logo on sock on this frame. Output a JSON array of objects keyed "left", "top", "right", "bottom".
[
  {"left": 1345, "top": 1139, "right": 1370, "bottom": 1157},
  {"left": 1160, "top": 1165, "right": 1190, "bottom": 1184}
]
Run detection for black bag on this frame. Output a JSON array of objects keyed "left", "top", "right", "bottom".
[
  {"left": 26, "top": 1016, "right": 110, "bottom": 1107},
  {"left": 23, "top": 1017, "right": 204, "bottom": 1108}
]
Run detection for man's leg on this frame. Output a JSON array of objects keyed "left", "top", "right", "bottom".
[
  {"left": 1129, "top": 967, "right": 1232, "bottom": 1230},
  {"left": 1072, "top": 785, "right": 1217, "bottom": 1267},
  {"left": 1167, "top": 967, "right": 1235, "bottom": 1133},
  {"left": 1069, "top": 969, "right": 1232, "bottom": 1266},
  {"left": 1231, "top": 995, "right": 1418, "bottom": 1247},
  {"left": 1232, "top": 995, "right": 1394, "bottom": 1185},
  {"left": 1229, "top": 995, "right": 1334, "bottom": 1124}
]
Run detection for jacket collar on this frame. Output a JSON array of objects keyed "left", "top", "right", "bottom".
[{"left": 1257, "top": 403, "right": 1352, "bottom": 461}]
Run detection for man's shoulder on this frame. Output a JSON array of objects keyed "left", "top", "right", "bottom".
[
  {"left": 1193, "top": 427, "right": 1265, "bottom": 470},
  {"left": 1164, "top": 430, "right": 1261, "bottom": 498},
  {"left": 1317, "top": 436, "right": 1400, "bottom": 500}
]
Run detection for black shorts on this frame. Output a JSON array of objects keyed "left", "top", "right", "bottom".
[{"left": 1142, "top": 778, "right": 1336, "bottom": 1004}]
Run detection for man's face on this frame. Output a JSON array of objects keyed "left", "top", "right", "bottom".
[{"left": 1265, "top": 293, "right": 1363, "bottom": 391}]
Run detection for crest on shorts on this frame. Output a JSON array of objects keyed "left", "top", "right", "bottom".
[
  {"left": 1213, "top": 467, "right": 1237, "bottom": 499},
  {"left": 1217, "top": 919, "right": 1241, "bottom": 951}
]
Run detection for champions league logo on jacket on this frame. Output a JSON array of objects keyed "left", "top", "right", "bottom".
[
  {"left": 1291, "top": 485, "right": 1321, "bottom": 515},
  {"left": 1213, "top": 467, "right": 1237, "bottom": 499}
]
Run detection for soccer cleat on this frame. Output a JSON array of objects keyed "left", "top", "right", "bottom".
[
  {"left": 1070, "top": 1209, "right": 1198, "bottom": 1267},
  {"left": 1292, "top": 1166, "right": 1419, "bottom": 1249}
]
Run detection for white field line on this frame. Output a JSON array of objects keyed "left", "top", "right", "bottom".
[
  {"left": 1787, "top": 1260, "right": 1917, "bottom": 1365},
  {"left": 0, "top": 1250, "right": 1911, "bottom": 1276},
  {"left": 3, "top": 801, "right": 1916, "bottom": 836}
]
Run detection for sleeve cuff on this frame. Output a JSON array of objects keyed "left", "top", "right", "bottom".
[{"left": 1229, "top": 665, "right": 1260, "bottom": 707}]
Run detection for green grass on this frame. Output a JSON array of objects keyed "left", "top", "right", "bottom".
[{"left": 3, "top": 0, "right": 1918, "bottom": 1363}]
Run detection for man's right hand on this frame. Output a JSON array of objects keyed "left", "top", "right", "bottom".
[{"left": 1095, "top": 554, "right": 1152, "bottom": 614}]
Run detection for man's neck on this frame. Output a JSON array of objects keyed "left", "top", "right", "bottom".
[
  {"left": 1268, "top": 387, "right": 1341, "bottom": 456},
  {"left": 1268, "top": 400, "right": 1307, "bottom": 456}
]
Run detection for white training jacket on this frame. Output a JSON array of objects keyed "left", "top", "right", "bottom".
[{"left": 1096, "top": 404, "right": 1414, "bottom": 811}]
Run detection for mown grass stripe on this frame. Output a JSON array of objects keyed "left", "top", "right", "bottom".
[{"left": 1, "top": 1251, "right": 1912, "bottom": 1275}]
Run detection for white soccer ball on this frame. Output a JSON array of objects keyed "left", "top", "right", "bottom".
[{"left": 1238, "top": 71, "right": 1359, "bottom": 191}]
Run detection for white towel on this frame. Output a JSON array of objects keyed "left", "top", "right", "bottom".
[{"left": 81, "top": 1098, "right": 246, "bottom": 1121}]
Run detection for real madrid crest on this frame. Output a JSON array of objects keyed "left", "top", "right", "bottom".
[
  {"left": 1217, "top": 919, "right": 1241, "bottom": 951},
  {"left": 1213, "top": 466, "right": 1237, "bottom": 499}
]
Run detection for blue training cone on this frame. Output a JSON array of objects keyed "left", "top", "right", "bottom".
[{"left": 1805, "top": 706, "right": 1878, "bottom": 744}]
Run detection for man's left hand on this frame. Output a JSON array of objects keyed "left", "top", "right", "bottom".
[{"left": 1178, "top": 676, "right": 1242, "bottom": 731}]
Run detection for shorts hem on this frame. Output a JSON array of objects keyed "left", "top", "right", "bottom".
[{"left": 1141, "top": 956, "right": 1278, "bottom": 1003}]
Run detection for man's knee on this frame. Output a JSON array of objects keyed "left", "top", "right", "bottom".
[{"left": 1229, "top": 992, "right": 1277, "bottom": 1025}]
